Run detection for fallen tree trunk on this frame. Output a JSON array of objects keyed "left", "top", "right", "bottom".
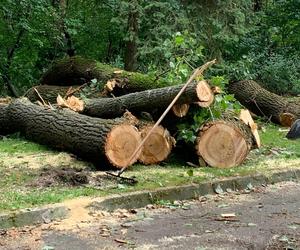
[
  {"left": 0, "top": 103, "right": 14, "bottom": 136},
  {"left": 228, "top": 80, "right": 300, "bottom": 126},
  {"left": 25, "top": 85, "right": 81, "bottom": 103},
  {"left": 82, "top": 80, "right": 214, "bottom": 118},
  {"left": 196, "top": 119, "right": 254, "bottom": 168},
  {"left": 138, "top": 124, "right": 175, "bottom": 165},
  {"left": 7, "top": 98, "right": 142, "bottom": 169},
  {"left": 24, "top": 84, "right": 105, "bottom": 103},
  {"left": 40, "top": 56, "right": 169, "bottom": 93}
]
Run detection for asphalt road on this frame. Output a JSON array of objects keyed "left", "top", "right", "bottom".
[{"left": 0, "top": 181, "right": 299, "bottom": 250}]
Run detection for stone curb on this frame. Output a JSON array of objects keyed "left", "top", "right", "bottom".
[
  {"left": 90, "top": 169, "right": 300, "bottom": 211},
  {"left": 0, "top": 169, "right": 299, "bottom": 229},
  {"left": 0, "top": 205, "right": 69, "bottom": 230}
]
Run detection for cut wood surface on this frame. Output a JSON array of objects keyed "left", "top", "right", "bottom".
[
  {"left": 196, "top": 80, "right": 214, "bottom": 107},
  {"left": 7, "top": 98, "right": 142, "bottom": 169},
  {"left": 40, "top": 56, "right": 169, "bottom": 93},
  {"left": 172, "top": 104, "right": 190, "bottom": 117},
  {"left": 228, "top": 80, "right": 300, "bottom": 125},
  {"left": 82, "top": 80, "right": 214, "bottom": 118},
  {"left": 138, "top": 125, "right": 175, "bottom": 165},
  {"left": 196, "top": 120, "right": 253, "bottom": 168},
  {"left": 239, "top": 109, "right": 261, "bottom": 148}
]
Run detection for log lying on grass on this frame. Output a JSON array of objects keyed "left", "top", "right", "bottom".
[
  {"left": 0, "top": 102, "right": 14, "bottom": 136},
  {"left": 7, "top": 98, "right": 142, "bottom": 169},
  {"left": 228, "top": 80, "right": 300, "bottom": 126},
  {"left": 81, "top": 80, "right": 213, "bottom": 118},
  {"left": 196, "top": 119, "right": 255, "bottom": 168},
  {"left": 40, "top": 56, "right": 169, "bottom": 94}
]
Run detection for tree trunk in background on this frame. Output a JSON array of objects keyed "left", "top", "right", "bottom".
[
  {"left": 124, "top": 0, "right": 139, "bottom": 71},
  {"left": 228, "top": 80, "right": 300, "bottom": 125},
  {"left": 0, "top": 29, "right": 25, "bottom": 97},
  {"left": 253, "top": 0, "right": 263, "bottom": 11},
  {"left": 7, "top": 98, "right": 142, "bottom": 169}
]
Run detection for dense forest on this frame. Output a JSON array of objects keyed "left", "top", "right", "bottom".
[{"left": 0, "top": 0, "right": 299, "bottom": 97}]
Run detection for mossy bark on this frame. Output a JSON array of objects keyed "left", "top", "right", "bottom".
[
  {"left": 7, "top": 98, "right": 139, "bottom": 168},
  {"left": 228, "top": 80, "right": 300, "bottom": 124},
  {"left": 40, "top": 56, "right": 169, "bottom": 93}
]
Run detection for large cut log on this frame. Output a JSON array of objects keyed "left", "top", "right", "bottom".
[
  {"left": 40, "top": 56, "right": 169, "bottom": 93},
  {"left": 0, "top": 98, "right": 15, "bottom": 135},
  {"left": 7, "top": 98, "right": 142, "bottom": 169},
  {"left": 81, "top": 80, "right": 213, "bottom": 118},
  {"left": 138, "top": 124, "right": 175, "bottom": 165},
  {"left": 196, "top": 119, "right": 255, "bottom": 168},
  {"left": 228, "top": 80, "right": 300, "bottom": 126}
]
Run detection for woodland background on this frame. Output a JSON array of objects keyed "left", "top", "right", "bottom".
[{"left": 0, "top": 0, "right": 299, "bottom": 96}]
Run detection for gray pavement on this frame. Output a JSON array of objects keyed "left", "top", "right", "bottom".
[{"left": 0, "top": 181, "right": 299, "bottom": 250}]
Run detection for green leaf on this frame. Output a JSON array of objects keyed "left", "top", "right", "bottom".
[{"left": 186, "top": 169, "right": 193, "bottom": 177}]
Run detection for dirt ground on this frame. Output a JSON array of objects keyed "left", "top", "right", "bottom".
[{"left": 0, "top": 181, "right": 299, "bottom": 250}]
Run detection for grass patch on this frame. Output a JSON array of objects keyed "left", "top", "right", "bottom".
[
  {"left": 0, "top": 123, "right": 300, "bottom": 211},
  {"left": 0, "top": 137, "right": 49, "bottom": 154}
]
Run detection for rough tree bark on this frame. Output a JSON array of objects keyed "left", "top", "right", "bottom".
[
  {"left": 25, "top": 85, "right": 81, "bottom": 103},
  {"left": 228, "top": 80, "right": 300, "bottom": 125},
  {"left": 0, "top": 102, "right": 14, "bottom": 135},
  {"left": 82, "top": 80, "right": 214, "bottom": 118},
  {"left": 7, "top": 98, "right": 142, "bottom": 169}
]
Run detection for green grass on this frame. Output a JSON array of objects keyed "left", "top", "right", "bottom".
[
  {"left": 0, "top": 137, "right": 49, "bottom": 154},
  {"left": 0, "top": 123, "right": 300, "bottom": 212}
]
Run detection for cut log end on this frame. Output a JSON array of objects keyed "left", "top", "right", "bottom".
[
  {"left": 239, "top": 109, "right": 261, "bottom": 148},
  {"left": 279, "top": 112, "right": 295, "bottom": 127},
  {"left": 138, "top": 125, "right": 175, "bottom": 165},
  {"left": 196, "top": 80, "right": 214, "bottom": 107},
  {"left": 172, "top": 104, "right": 190, "bottom": 117},
  {"left": 105, "top": 125, "right": 142, "bottom": 168},
  {"left": 196, "top": 121, "right": 250, "bottom": 168}
]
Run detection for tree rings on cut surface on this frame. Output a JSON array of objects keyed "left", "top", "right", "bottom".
[
  {"left": 105, "top": 125, "right": 142, "bottom": 168},
  {"left": 196, "top": 80, "right": 214, "bottom": 107},
  {"left": 172, "top": 104, "right": 190, "bottom": 117},
  {"left": 196, "top": 120, "right": 252, "bottom": 168},
  {"left": 138, "top": 125, "right": 175, "bottom": 165},
  {"left": 239, "top": 109, "right": 261, "bottom": 148}
]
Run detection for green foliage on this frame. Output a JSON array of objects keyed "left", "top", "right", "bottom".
[
  {"left": 177, "top": 76, "right": 241, "bottom": 144},
  {"left": 0, "top": 0, "right": 299, "bottom": 96},
  {"left": 257, "top": 53, "right": 300, "bottom": 95}
]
